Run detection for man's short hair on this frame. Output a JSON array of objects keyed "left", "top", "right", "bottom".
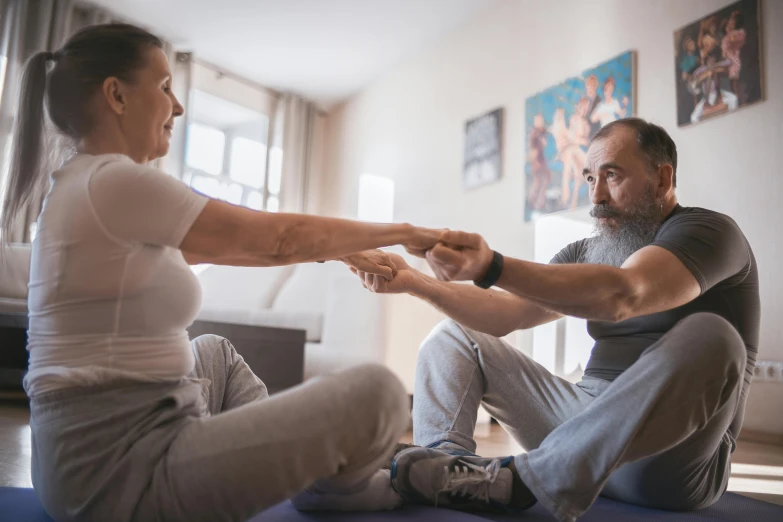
[{"left": 591, "top": 118, "right": 678, "bottom": 187}]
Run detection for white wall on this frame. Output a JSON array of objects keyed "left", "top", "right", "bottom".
[{"left": 318, "top": 0, "right": 783, "bottom": 435}]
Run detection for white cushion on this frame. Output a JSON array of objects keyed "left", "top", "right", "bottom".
[
  {"left": 303, "top": 341, "right": 378, "bottom": 379},
  {"left": 197, "top": 265, "right": 294, "bottom": 311},
  {"left": 0, "top": 244, "right": 31, "bottom": 300},
  {"left": 196, "top": 307, "right": 323, "bottom": 342},
  {"left": 272, "top": 262, "right": 343, "bottom": 314}
]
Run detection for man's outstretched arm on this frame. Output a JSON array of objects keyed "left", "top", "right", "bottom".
[
  {"left": 351, "top": 253, "right": 561, "bottom": 337},
  {"left": 408, "top": 275, "right": 562, "bottom": 337},
  {"left": 421, "top": 231, "right": 703, "bottom": 323}
]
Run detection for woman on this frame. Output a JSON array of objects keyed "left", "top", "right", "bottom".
[
  {"left": 589, "top": 76, "right": 628, "bottom": 129},
  {"left": 1, "top": 23, "right": 447, "bottom": 522},
  {"left": 553, "top": 100, "right": 589, "bottom": 210}
]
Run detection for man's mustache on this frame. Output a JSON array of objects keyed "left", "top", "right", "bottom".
[{"left": 590, "top": 204, "right": 623, "bottom": 219}]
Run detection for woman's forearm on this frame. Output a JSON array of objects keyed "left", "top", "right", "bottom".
[
  {"left": 181, "top": 200, "right": 432, "bottom": 266},
  {"left": 268, "top": 213, "right": 415, "bottom": 264}
]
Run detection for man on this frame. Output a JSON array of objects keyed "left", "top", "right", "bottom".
[
  {"left": 584, "top": 73, "right": 602, "bottom": 136},
  {"left": 353, "top": 118, "right": 759, "bottom": 521}
]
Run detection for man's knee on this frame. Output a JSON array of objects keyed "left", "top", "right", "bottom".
[
  {"left": 674, "top": 313, "right": 745, "bottom": 372},
  {"left": 418, "top": 319, "right": 475, "bottom": 363}
]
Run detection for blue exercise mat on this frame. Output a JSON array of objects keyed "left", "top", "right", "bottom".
[{"left": 2, "top": 487, "right": 782, "bottom": 521}]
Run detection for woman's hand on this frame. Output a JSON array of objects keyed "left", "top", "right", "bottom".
[
  {"left": 353, "top": 253, "right": 419, "bottom": 294},
  {"left": 341, "top": 250, "right": 398, "bottom": 280},
  {"left": 403, "top": 226, "right": 449, "bottom": 258}
]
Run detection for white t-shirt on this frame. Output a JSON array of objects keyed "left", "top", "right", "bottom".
[{"left": 24, "top": 153, "right": 209, "bottom": 397}]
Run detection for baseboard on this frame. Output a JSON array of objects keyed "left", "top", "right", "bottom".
[{"left": 739, "top": 429, "right": 783, "bottom": 446}]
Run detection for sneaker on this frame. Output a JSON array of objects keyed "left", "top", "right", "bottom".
[
  {"left": 383, "top": 440, "right": 475, "bottom": 470},
  {"left": 427, "top": 440, "right": 477, "bottom": 457},
  {"left": 382, "top": 442, "right": 419, "bottom": 470},
  {"left": 391, "top": 447, "right": 533, "bottom": 513},
  {"left": 291, "top": 469, "right": 402, "bottom": 512}
]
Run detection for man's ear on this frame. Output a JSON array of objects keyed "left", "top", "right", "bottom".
[
  {"left": 101, "top": 77, "right": 126, "bottom": 116},
  {"left": 657, "top": 164, "right": 675, "bottom": 199}
]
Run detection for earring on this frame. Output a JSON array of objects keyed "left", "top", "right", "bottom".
[{"left": 660, "top": 200, "right": 664, "bottom": 214}]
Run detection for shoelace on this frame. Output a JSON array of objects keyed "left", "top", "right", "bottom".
[{"left": 436, "top": 458, "right": 502, "bottom": 505}]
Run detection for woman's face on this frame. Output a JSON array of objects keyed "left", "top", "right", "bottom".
[
  {"left": 604, "top": 81, "right": 615, "bottom": 97},
  {"left": 114, "top": 47, "right": 184, "bottom": 162}
]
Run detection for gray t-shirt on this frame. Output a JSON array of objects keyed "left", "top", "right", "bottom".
[{"left": 551, "top": 205, "right": 760, "bottom": 438}]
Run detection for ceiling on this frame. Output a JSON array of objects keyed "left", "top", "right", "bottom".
[{"left": 88, "top": 0, "right": 497, "bottom": 109}]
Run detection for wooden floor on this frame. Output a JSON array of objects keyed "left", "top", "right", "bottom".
[{"left": 2, "top": 400, "right": 782, "bottom": 506}]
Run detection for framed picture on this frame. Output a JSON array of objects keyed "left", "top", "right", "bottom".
[
  {"left": 463, "top": 107, "right": 503, "bottom": 190},
  {"left": 674, "top": 0, "right": 763, "bottom": 127},
  {"left": 524, "top": 51, "right": 636, "bottom": 222}
]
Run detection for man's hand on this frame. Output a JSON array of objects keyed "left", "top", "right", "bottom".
[
  {"left": 424, "top": 230, "right": 494, "bottom": 282},
  {"left": 352, "top": 253, "right": 419, "bottom": 294},
  {"left": 341, "top": 250, "right": 397, "bottom": 281}
]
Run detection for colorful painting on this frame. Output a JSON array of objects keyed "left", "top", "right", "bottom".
[
  {"left": 524, "top": 51, "right": 636, "bottom": 222},
  {"left": 464, "top": 107, "right": 503, "bottom": 190},
  {"left": 674, "top": 0, "right": 763, "bottom": 127}
]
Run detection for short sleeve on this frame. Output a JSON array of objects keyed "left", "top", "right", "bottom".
[
  {"left": 88, "top": 157, "right": 209, "bottom": 247},
  {"left": 652, "top": 211, "right": 750, "bottom": 293},
  {"left": 550, "top": 239, "right": 589, "bottom": 265}
]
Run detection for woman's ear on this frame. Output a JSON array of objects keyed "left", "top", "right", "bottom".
[{"left": 101, "top": 77, "right": 126, "bottom": 116}]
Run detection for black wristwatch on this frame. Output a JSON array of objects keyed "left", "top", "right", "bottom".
[{"left": 474, "top": 251, "right": 504, "bottom": 289}]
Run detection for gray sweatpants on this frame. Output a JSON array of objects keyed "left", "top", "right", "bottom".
[
  {"left": 413, "top": 312, "right": 746, "bottom": 522},
  {"left": 30, "top": 334, "right": 409, "bottom": 522}
]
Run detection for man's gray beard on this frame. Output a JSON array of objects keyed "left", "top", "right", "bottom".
[{"left": 583, "top": 188, "right": 663, "bottom": 267}]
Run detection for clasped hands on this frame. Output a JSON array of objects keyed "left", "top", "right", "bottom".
[{"left": 341, "top": 229, "right": 494, "bottom": 294}]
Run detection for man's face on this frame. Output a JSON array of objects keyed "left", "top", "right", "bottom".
[{"left": 581, "top": 126, "right": 664, "bottom": 266}]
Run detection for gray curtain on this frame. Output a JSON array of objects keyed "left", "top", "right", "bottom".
[{"left": 0, "top": 0, "right": 183, "bottom": 243}]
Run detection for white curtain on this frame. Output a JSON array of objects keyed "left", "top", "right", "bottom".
[{"left": 272, "top": 93, "right": 319, "bottom": 214}]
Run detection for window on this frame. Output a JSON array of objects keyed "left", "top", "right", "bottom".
[
  {"left": 183, "top": 89, "right": 277, "bottom": 211},
  {"left": 357, "top": 174, "right": 395, "bottom": 223}
]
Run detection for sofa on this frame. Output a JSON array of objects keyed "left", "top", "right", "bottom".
[
  {"left": 0, "top": 243, "right": 30, "bottom": 316},
  {"left": 195, "top": 260, "right": 388, "bottom": 379}
]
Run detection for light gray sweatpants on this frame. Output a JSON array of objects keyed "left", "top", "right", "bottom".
[
  {"left": 413, "top": 313, "right": 747, "bottom": 522},
  {"left": 30, "top": 335, "right": 409, "bottom": 522}
]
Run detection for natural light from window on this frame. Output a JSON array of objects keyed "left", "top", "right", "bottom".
[
  {"left": 230, "top": 137, "right": 267, "bottom": 189},
  {"left": 358, "top": 174, "right": 395, "bottom": 223},
  {"left": 185, "top": 122, "right": 225, "bottom": 175}
]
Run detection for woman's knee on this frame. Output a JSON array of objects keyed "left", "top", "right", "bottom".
[
  {"left": 338, "top": 364, "right": 409, "bottom": 430},
  {"left": 192, "top": 334, "right": 231, "bottom": 355}
]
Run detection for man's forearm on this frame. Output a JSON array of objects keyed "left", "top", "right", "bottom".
[
  {"left": 496, "top": 257, "right": 634, "bottom": 322},
  {"left": 407, "top": 272, "right": 560, "bottom": 337}
]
